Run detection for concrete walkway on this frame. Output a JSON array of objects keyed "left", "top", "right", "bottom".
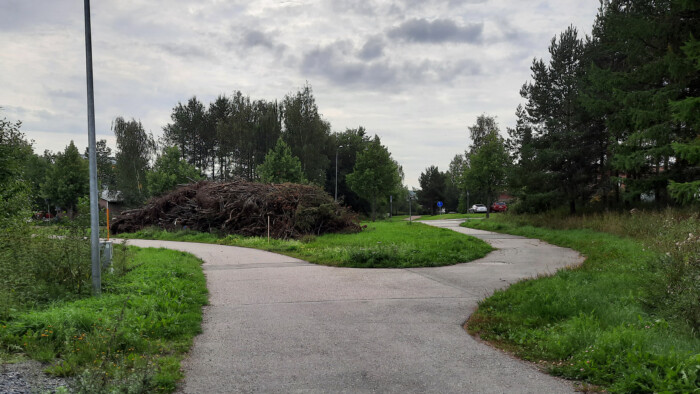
[{"left": 123, "top": 219, "right": 583, "bottom": 393}]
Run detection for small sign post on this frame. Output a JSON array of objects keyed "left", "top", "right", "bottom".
[{"left": 437, "top": 201, "right": 443, "bottom": 216}]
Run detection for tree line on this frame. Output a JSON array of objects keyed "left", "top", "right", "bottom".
[
  {"left": 419, "top": 0, "right": 699, "bottom": 214},
  {"left": 1, "top": 83, "right": 407, "bottom": 219}
]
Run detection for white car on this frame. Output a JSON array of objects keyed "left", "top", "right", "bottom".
[{"left": 469, "top": 204, "right": 488, "bottom": 213}]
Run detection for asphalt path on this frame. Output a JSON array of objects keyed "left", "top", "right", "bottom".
[{"left": 121, "top": 219, "right": 583, "bottom": 393}]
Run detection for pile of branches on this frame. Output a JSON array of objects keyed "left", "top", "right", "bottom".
[{"left": 110, "top": 180, "right": 360, "bottom": 239}]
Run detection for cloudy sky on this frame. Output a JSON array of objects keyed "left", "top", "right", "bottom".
[{"left": 1, "top": 0, "right": 599, "bottom": 188}]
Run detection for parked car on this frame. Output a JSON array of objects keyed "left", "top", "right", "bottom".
[
  {"left": 490, "top": 201, "right": 508, "bottom": 212},
  {"left": 468, "top": 204, "right": 488, "bottom": 213}
]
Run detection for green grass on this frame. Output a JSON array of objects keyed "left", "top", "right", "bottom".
[
  {"left": 462, "top": 215, "right": 700, "bottom": 393},
  {"left": 416, "top": 213, "right": 487, "bottom": 220},
  {"left": 0, "top": 246, "right": 208, "bottom": 392},
  {"left": 119, "top": 221, "right": 493, "bottom": 268}
]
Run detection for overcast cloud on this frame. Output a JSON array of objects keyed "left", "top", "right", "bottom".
[{"left": 0, "top": 0, "right": 599, "bottom": 188}]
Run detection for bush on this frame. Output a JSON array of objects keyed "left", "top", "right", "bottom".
[{"left": 0, "top": 199, "right": 95, "bottom": 319}]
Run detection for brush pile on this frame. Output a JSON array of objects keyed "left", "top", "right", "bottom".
[{"left": 110, "top": 180, "right": 360, "bottom": 239}]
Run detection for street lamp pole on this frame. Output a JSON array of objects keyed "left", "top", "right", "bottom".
[{"left": 84, "top": 0, "right": 100, "bottom": 295}]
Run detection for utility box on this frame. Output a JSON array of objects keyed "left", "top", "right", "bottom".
[{"left": 100, "top": 241, "right": 113, "bottom": 271}]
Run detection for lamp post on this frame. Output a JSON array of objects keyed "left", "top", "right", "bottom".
[
  {"left": 335, "top": 144, "right": 344, "bottom": 202},
  {"left": 84, "top": 0, "right": 100, "bottom": 295}
]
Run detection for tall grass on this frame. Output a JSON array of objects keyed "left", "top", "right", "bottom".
[
  {"left": 462, "top": 210, "right": 700, "bottom": 392},
  {"left": 0, "top": 246, "right": 208, "bottom": 392},
  {"left": 493, "top": 209, "right": 699, "bottom": 327}
]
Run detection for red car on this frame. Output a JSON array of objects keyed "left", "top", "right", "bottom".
[{"left": 490, "top": 201, "right": 507, "bottom": 212}]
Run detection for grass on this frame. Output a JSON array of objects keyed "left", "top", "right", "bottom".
[
  {"left": 461, "top": 212, "right": 700, "bottom": 392},
  {"left": 0, "top": 246, "right": 208, "bottom": 392},
  {"left": 416, "top": 213, "right": 487, "bottom": 220},
  {"left": 118, "top": 220, "right": 494, "bottom": 268}
]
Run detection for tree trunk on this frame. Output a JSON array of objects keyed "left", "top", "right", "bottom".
[
  {"left": 371, "top": 196, "right": 377, "bottom": 222},
  {"left": 569, "top": 199, "right": 576, "bottom": 214}
]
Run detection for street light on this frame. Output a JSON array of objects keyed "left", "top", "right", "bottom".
[
  {"left": 84, "top": 0, "right": 101, "bottom": 295},
  {"left": 335, "top": 144, "right": 344, "bottom": 202}
]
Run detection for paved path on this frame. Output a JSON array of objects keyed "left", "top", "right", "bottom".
[{"left": 122, "top": 219, "right": 583, "bottom": 393}]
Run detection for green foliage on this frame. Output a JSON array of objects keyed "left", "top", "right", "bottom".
[
  {"left": 257, "top": 137, "right": 306, "bottom": 184},
  {"left": 114, "top": 117, "right": 155, "bottom": 207},
  {"left": 668, "top": 179, "right": 700, "bottom": 205},
  {"left": 346, "top": 136, "right": 401, "bottom": 221},
  {"left": 211, "top": 92, "right": 282, "bottom": 180},
  {"left": 85, "top": 139, "right": 116, "bottom": 193},
  {"left": 0, "top": 246, "right": 207, "bottom": 393},
  {"left": 118, "top": 221, "right": 493, "bottom": 269},
  {"left": 416, "top": 165, "right": 446, "bottom": 215},
  {"left": 582, "top": 0, "right": 699, "bottom": 206},
  {"left": 463, "top": 211, "right": 700, "bottom": 392},
  {"left": 147, "top": 146, "right": 202, "bottom": 197},
  {"left": 23, "top": 151, "right": 52, "bottom": 209},
  {"left": 0, "top": 199, "right": 97, "bottom": 318},
  {"left": 462, "top": 129, "right": 509, "bottom": 217},
  {"left": 162, "top": 96, "right": 213, "bottom": 176},
  {"left": 518, "top": 26, "right": 603, "bottom": 213},
  {"left": 282, "top": 83, "right": 332, "bottom": 184},
  {"left": 41, "top": 141, "right": 89, "bottom": 217},
  {"left": 327, "top": 127, "right": 373, "bottom": 213}
]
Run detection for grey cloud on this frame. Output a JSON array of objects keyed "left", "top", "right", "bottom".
[
  {"left": 243, "top": 29, "right": 274, "bottom": 48},
  {"left": 301, "top": 41, "right": 481, "bottom": 88},
  {"left": 301, "top": 42, "right": 397, "bottom": 87},
  {"left": 388, "top": 18, "right": 483, "bottom": 44},
  {"left": 358, "top": 37, "right": 385, "bottom": 60}
]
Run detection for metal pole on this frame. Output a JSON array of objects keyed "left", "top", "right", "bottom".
[
  {"left": 84, "top": 0, "right": 100, "bottom": 295},
  {"left": 409, "top": 197, "right": 412, "bottom": 224},
  {"left": 335, "top": 149, "right": 338, "bottom": 201}
]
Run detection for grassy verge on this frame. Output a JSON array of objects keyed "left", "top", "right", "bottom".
[
  {"left": 416, "top": 213, "right": 487, "bottom": 220},
  {"left": 119, "top": 221, "right": 493, "bottom": 268},
  {"left": 461, "top": 213, "right": 700, "bottom": 392},
  {"left": 0, "top": 246, "right": 208, "bottom": 392}
]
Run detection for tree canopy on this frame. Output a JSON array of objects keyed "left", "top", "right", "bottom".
[
  {"left": 257, "top": 138, "right": 306, "bottom": 184},
  {"left": 346, "top": 136, "right": 401, "bottom": 221},
  {"left": 114, "top": 117, "right": 155, "bottom": 206},
  {"left": 147, "top": 146, "right": 202, "bottom": 197}
]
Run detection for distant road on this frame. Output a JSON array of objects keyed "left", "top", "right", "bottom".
[{"left": 122, "top": 219, "right": 583, "bottom": 393}]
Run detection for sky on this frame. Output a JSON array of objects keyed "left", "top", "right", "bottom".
[{"left": 0, "top": 0, "right": 600, "bottom": 188}]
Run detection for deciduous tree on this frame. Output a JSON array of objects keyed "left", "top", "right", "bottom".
[
  {"left": 147, "top": 146, "right": 202, "bottom": 197},
  {"left": 113, "top": 117, "right": 155, "bottom": 206},
  {"left": 346, "top": 136, "right": 400, "bottom": 221},
  {"left": 41, "top": 141, "right": 89, "bottom": 217},
  {"left": 462, "top": 132, "right": 510, "bottom": 218}
]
